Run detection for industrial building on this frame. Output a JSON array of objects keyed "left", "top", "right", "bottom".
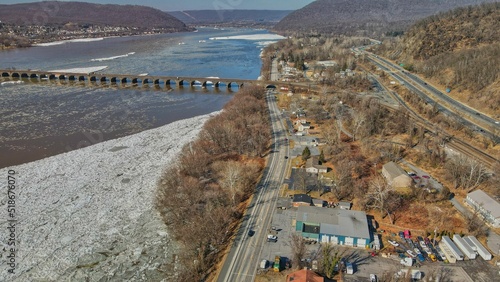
[
  {"left": 295, "top": 206, "right": 371, "bottom": 248},
  {"left": 465, "top": 190, "right": 500, "bottom": 228}
]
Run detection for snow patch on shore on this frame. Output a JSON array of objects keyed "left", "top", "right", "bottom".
[
  {"left": 0, "top": 112, "right": 218, "bottom": 281},
  {"left": 209, "top": 34, "right": 285, "bottom": 41},
  {"left": 34, "top": 38, "right": 104, "bottom": 47}
]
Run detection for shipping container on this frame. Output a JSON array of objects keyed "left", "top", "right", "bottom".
[
  {"left": 467, "top": 236, "right": 492, "bottom": 261},
  {"left": 453, "top": 234, "right": 476, "bottom": 259},
  {"left": 441, "top": 236, "right": 464, "bottom": 261}
]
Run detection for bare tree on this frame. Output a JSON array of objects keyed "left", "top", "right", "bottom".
[
  {"left": 445, "top": 156, "right": 489, "bottom": 190},
  {"left": 365, "top": 176, "right": 400, "bottom": 224},
  {"left": 290, "top": 233, "right": 307, "bottom": 269}
]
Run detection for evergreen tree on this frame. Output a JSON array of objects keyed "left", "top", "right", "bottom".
[{"left": 302, "top": 146, "right": 311, "bottom": 161}]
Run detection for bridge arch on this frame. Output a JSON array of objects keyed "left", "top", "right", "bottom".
[
  {"left": 121, "top": 78, "right": 128, "bottom": 84},
  {"left": 79, "top": 76, "right": 85, "bottom": 81},
  {"left": 178, "top": 80, "right": 188, "bottom": 86},
  {"left": 227, "top": 82, "right": 242, "bottom": 88},
  {"left": 111, "top": 77, "right": 118, "bottom": 83},
  {"left": 68, "top": 75, "right": 76, "bottom": 81},
  {"left": 265, "top": 84, "right": 277, "bottom": 89},
  {"left": 49, "top": 74, "right": 56, "bottom": 80},
  {"left": 100, "top": 77, "right": 107, "bottom": 82},
  {"left": 154, "top": 79, "right": 160, "bottom": 85},
  {"left": 90, "top": 76, "right": 97, "bottom": 82},
  {"left": 132, "top": 78, "right": 139, "bottom": 84},
  {"left": 143, "top": 78, "right": 152, "bottom": 84},
  {"left": 59, "top": 75, "right": 66, "bottom": 80},
  {"left": 12, "top": 73, "right": 20, "bottom": 78},
  {"left": 1, "top": 72, "right": 9, "bottom": 77},
  {"left": 21, "top": 73, "right": 29, "bottom": 78},
  {"left": 190, "top": 80, "right": 202, "bottom": 87},
  {"left": 30, "top": 73, "right": 38, "bottom": 78},
  {"left": 40, "top": 74, "right": 48, "bottom": 79}
]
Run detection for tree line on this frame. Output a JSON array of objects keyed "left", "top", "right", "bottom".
[{"left": 155, "top": 86, "right": 270, "bottom": 281}]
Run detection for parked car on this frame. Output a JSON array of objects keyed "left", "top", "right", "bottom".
[
  {"left": 267, "top": 234, "right": 278, "bottom": 242},
  {"left": 388, "top": 240, "right": 399, "bottom": 247},
  {"left": 399, "top": 231, "right": 405, "bottom": 239},
  {"left": 424, "top": 237, "right": 431, "bottom": 245},
  {"left": 248, "top": 230, "right": 255, "bottom": 237},
  {"left": 370, "top": 274, "right": 377, "bottom": 282},
  {"left": 406, "top": 250, "right": 417, "bottom": 258}
]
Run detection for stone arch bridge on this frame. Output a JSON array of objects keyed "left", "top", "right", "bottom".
[{"left": 0, "top": 69, "right": 294, "bottom": 90}]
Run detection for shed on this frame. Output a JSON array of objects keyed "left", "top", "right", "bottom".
[
  {"left": 381, "top": 161, "right": 412, "bottom": 188},
  {"left": 338, "top": 202, "right": 352, "bottom": 210},
  {"left": 312, "top": 198, "right": 325, "bottom": 207}
]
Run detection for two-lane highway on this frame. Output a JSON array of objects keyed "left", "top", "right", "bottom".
[{"left": 217, "top": 91, "right": 289, "bottom": 282}]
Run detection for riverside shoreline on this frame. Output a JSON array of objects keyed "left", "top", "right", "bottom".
[{"left": 0, "top": 112, "right": 218, "bottom": 281}]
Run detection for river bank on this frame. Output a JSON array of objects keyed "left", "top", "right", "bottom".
[{"left": 0, "top": 112, "right": 218, "bottom": 281}]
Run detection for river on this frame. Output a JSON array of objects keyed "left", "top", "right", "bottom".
[{"left": 0, "top": 27, "right": 284, "bottom": 168}]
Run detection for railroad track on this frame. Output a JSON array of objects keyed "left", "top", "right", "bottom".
[{"left": 367, "top": 69, "right": 499, "bottom": 169}]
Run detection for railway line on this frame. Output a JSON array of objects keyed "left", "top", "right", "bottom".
[{"left": 365, "top": 66, "right": 498, "bottom": 169}]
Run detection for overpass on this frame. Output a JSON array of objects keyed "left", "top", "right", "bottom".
[{"left": 0, "top": 69, "right": 304, "bottom": 90}]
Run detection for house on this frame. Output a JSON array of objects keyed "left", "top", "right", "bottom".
[
  {"left": 465, "top": 190, "right": 500, "bottom": 228},
  {"left": 338, "top": 201, "right": 352, "bottom": 210},
  {"left": 292, "top": 194, "right": 312, "bottom": 207},
  {"left": 298, "top": 122, "right": 311, "bottom": 132},
  {"left": 295, "top": 206, "right": 371, "bottom": 248},
  {"left": 286, "top": 268, "right": 324, "bottom": 282},
  {"left": 381, "top": 161, "right": 412, "bottom": 188},
  {"left": 305, "top": 156, "right": 328, "bottom": 174}
]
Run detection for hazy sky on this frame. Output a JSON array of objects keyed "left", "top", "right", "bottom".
[{"left": 0, "top": 0, "right": 316, "bottom": 11}]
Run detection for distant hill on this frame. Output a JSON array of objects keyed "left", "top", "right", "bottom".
[
  {"left": 0, "top": 1, "right": 189, "bottom": 31},
  {"left": 272, "top": 0, "right": 497, "bottom": 35},
  {"left": 168, "top": 10, "right": 292, "bottom": 27},
  {"left": 375, "top": 2, "right": 500, "bottom": 115}
]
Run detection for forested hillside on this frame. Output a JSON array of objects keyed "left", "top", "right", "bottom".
[
  {"left": 0, "top": 1, "right": 188, "bottom": 30},
  {"left": 273, "top": 0, "right": 497, "bottom": 36},
  {"left": 374, "top": 2, "right": 500, "bottom": 114}
]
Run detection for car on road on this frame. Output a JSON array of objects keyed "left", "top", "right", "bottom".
[
  {"left": 388, "top": 240, "right": 399, "bottom": 247},
  {"left": 248, "top": 230, "right": 255, "bottom": 237},
  {"left": 284, "top": 156, "right": 288, "bottom": 159}
]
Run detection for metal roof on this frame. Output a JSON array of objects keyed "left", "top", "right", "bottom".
[
  {"left": 297, "top": 206, "right": 370, "bottom": 239},
  {"left": 293, "top": 194, "right": 312, "bottom": 204},
  {"left": 382, "top": 161, "right": 408, "bottom": 179},
  {"left": 467, "top": 190, "right": 500, "bottom": 219}
]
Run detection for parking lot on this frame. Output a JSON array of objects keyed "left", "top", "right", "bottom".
[{"left": 258, "top": 197, "right": 499, "bottom": 281}]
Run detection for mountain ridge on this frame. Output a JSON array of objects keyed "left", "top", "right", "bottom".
[
  {"left": 273, "top": 0, "right": 498, "bottom": 35},
  {"left": 0, "top": 1, "right": 189, "bottom": 30}
]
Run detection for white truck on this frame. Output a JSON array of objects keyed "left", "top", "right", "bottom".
[
  {"left": 346, "top": 262, "right": 354, "bottom": 274},
  {"left": 260, "top": 259, "right": 267, "bottom": 269},
  {"left": 400, "top": 257, "right": 414, "bottom": 267}
]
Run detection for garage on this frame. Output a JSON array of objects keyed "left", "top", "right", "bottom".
[
  {"left": 345, "top": 237, "right": 354, "bottom": 246},
  {"left": 321, "top": 235, "right": 329, "bottom": 243},
  {"left": 357, "top": 238, "right": 367, "bottom": 247}
]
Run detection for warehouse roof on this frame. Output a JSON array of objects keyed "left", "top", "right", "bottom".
[
  {"left": 467, "top": 190, "right": 500, "bottom": 219},
  {"left": 297, "top": 206, "right": 370, "bottom": 239}
]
